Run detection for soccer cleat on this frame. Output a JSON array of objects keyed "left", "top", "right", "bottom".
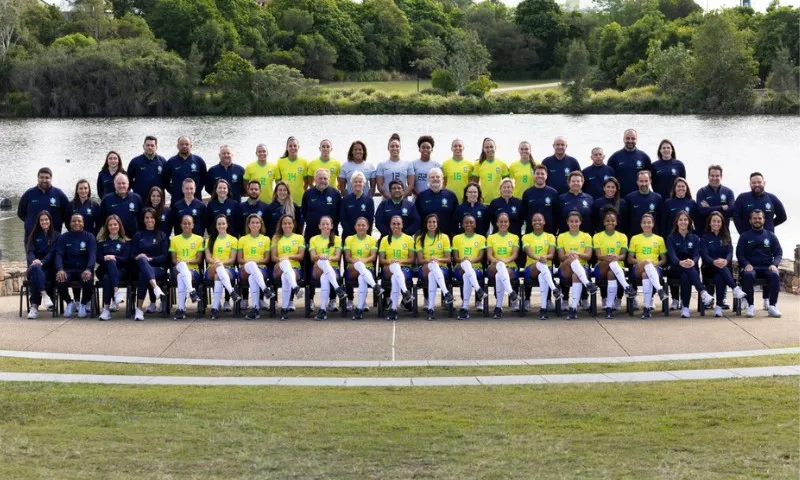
[
  {"left": 745, "top": 305, "right": 756, "bottom": 318},
  {"left": 230, "top": 290, "right": 242, "bottom": 305},
  {"left": 458, "top": 308, "right": 469, "bottom": 320},
  {"left": 539, "top": 308, "right": 548, "bottom": 320},
  {"left": 327, "top": 298, "right": 339, "bottom": 312},
  {"left": 146, "top": 302, "right": 158, "bottom": 313},
  {"left": 493, "top": 307, "right": 502, "bottom": 319},
  {"left": 335, "top": 286, "right": 347, "bottom": 301},
  {"left": 567, "top": 308, "right": 578, "bottom": 320},
  {"left": 315, "top": 309, "right": 328, "bottom": 321},
  {"left": 671, "top": 299, "right": 681, "bottom": 311},
  {"left": 656, "top": 289, "right": 668, "bottom": 302},
  {"left": 346, "top": 300, "right": 354, "bottom": 312},
  {"left": 262, "top": 286, "right": 276, "bottom": 300},
  {"left": 426, "top": 308, "right": 435, "bottom": 321},
  {"left": 134, "top": 308, "right": 144, "bottom": 321},
  {"left": 210, "top": 308, "right": 219, "bottom": 320},
  {"left": 641, "top": 307, "right": 652, "bottom": 319},
  {"left": 713, "top": 306, "right": 723, "bottom": 318},
  {"left": 280, "top": 308, "right": 289, "bottom": 321},
  {"left": 352, "top": 308, "right": 364, "bottom": 320},
  {"left": 78, "top": 304, "right": 88, "bottom": 318},
  {"left": 246, "top": 308, "right": 260, "bottom": 320},
  {"left": 189, "top": 290, "right": 199, "bottom": 303},
  {"left": 767, "top": 305, "right": 782, "bottom": 318},
  {"left": 605, "top": 307, "right": 614, "bottom": 319},
  {"left": 27, "top": 308, "right": 39, "bottom": 320},
  {"left": 511, "top": 297, "right": 520, "bottom": 312},
  {"left": 586, "top": 283, "right": 598, "bottom": 296},
  {"left": 701, "top": 291, "right": 715, "bottom": 308},
  {"left": 474, "top": 288, "right": 486, "bottom": 303},
  {"left": 443, "top": 292, "right": 454, "bottom": 306},
  {"left": 387, "top": 309, "right": 398, "bottom": 321},
  {"left": 292, "top": 286, "right": 304, "bottom": 300},
  {"left": 624, "top": 286, "right": 636, "bottom": 299},
  {"left": 680, "top": 307, "right": 691, "bottom": 318},
  {"left": 64, "top": 302, "right": 76, "bottom": 318},
  {"left": 174, "top": 309, "right": 186, "bottom": 320},
  {"left": 99, "top": 308, "right": 111, "bottom": 321},
  {"left": 732, "top": 286, "right": 746, "bottom": 300},
  {"left": 222, "top": 300, "right": 232, "bottom": 312},
  {"left": 401, "top": 289, "right": 412, "bottom": 305}
]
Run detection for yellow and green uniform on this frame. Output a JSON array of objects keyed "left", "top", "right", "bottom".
[
  {"left": 441, "top": 158, "right": 474, "bottom": 198},
  {"left": 452, "top": 233, "right": 486, "bottom": 263},
  {"left": 556, "top": 231, "right": 593, "bottom": 266},
  {"left": 238, "top": 234, "right": 271, "bottom": 265},
  {"left": 309, "top": 234, "right": 343, "bottom": 258},
  {"left": 592, "top": 230, "right": 629, "bottom": 268},
  {"left": 206, "top": 234, "right": 239, "bottom": 262},
  {"left": 344, "top": 234, "right": 378, "bottom": 264},
  {"left": 487, "top": 232, "right": 519, "bottom": 263},
  {"left": 473, "top": 159, "right": 509, "bottom": 203},
  {"left": 509, "top": 159, "right": 537, "bottom": 198},
  {"left": 306, "top": 157, "right": 342, "bottom": 185},
  {"left": 274, "top": 233, "right": 305, "bottom": 268},
  {"left": 522, "top": 231, "right": 556, "bottom": 267},
  {"left": 244, "top": 161, "right": 281, "bottom": 203},
  {"left": 379, "top": 234, "right": 414, "bottom": 262},
  {"left": 629, "top": 233, "right": 667, "bottom": 263},
  {"left": 277, "top": 156, "right": 307, "bottom": 204},
  {"left": 169, "top": 233, "right": 204, "bottom": 271},
  {"left": 414, "top": 234, "right": 452, "bottom": 266}
]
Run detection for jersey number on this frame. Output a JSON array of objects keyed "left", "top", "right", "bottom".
[
  {"left": 454, "top": 173, "right": 463, "bottom": 180},
  {"left": 392, "top": 249, "right": 402, "bottom": 258},
  {"left": 288, "top": 173, "right": 297, "bottom": 181},
  {"left": 250, "top": 247, "right": 257, "bottom": 255},
  {"left": 464, "top": 247, "right": 473, "bottom": 256},
  {"left": 642, "top": 247, "right": 652, "bottom": 255}
]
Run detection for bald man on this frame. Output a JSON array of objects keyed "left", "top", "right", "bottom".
[
  {"left": 164, "top": 136, "right": 207, "bottom": 201},
  {"left": 541, "top": 136, "right": 581, "bottom": 195},
  {"left": 608, "top": 129, "right": 652, "bottom": 197}
]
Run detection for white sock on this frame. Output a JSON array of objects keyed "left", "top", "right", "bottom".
[
  {"left": 607, "top": 280, "right": 618, "bottom": 308},
  {"left": 461, "top": 271, "right": 473, "bottom": 309},
  {"left": 177, "top": 284, "right": 187, "bottom": 310},
  {"left": 317, "top": 259, "right": 340, "bottom": 290},
  {"left": 320, "top": 275, "right": 331, "bottom": 310},
  {"left": 496, "top": 261, "right": 513, "bottom": 292},
  {"left": 280, "top": 259, "right": 298, "bottom": 289},
  {"left": 643, "top": 278, "right": 653, "bottom": 308},
  {"left": 429, "top": 262, "right": 448, "bottom": 293},
  {"left": 536, "top": 262, "right": 557, "bottom": 290},
  {"left": 427, "top": 272, "right": 437, "bottom": 309},
  {"left": 176, "top": 262, "right": 195, "bottom": 294},
  {"left": 248, "top": 275, "right": 260, "bottom": 310},
  {"left": 215, "top": 266, "right": 234, "bottom": 294},
  {"left": 570, "top": 259, "right": 590, "bottom": 287},
  {"left": 460, "top": 259, "right": 481, "bottom": 291},
  {"left": 538, "top": 273, "right": 550, "bottom": 307},
  {"left": 570, "top": 282, "right": 583, "bottom": 309},
  {"left": 281, "top": 275, "right": 292, "bottom": 309},
  {"left": 495, "top": 277, "right": 505, "bottom": 305},
  {"left": 389, "top": 263, "right": 407, "bottom": 293},
  {"left": 212, "top": 281, "right": 223, "bottom": 309},
  {"left": 245, "top": 261, "right": 267, "bottom": 290},
  {"left": 608, "top": 262, "right": 630, "bottom": 288},
  {"left": 357, "top": 275, "right": 369, "bottom": 309},
  {"left": 354, "top": 261, "right": 376, "bottom": 288},
  {"left": 644, "top": 263, "right": 661, "bottom": 289},
  {"left": 390, "top": 274, "right": 401, "bottom": 309}
]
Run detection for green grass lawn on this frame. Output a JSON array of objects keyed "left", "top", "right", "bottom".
[
  {"left": 0, "top": 353, "right": 796, "bottom": 378},
  {"left": 321, "top": 79, "right": 558, "bottom": 93},
  {"left": 0, "top": 378, "right": 796, "bottom": 478}
]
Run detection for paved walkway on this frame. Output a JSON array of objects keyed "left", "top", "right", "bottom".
[
  {"left": 492, "top": 82, "right": 560, "bottom": 93},
  {"left": 2, "top": 294, "right": 798, "bottom": 361}
]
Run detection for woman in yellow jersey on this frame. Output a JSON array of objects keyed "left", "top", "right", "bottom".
[
  {"left": 277, "top": 136, "right": 307, "bottom": 205},
  {"left": 379, "top": 215, "right": 415, "bottom": 320},
  {"left": 626, "top": 213, "right": 668, "bottom": 319},
  {"left": 557, "top": 211, "right": 599, "bottom": 320},
  {"left": 238, "top": 214, "right": 275, "bottom": 320},
  {"left": 243, "top": 144, "right": 281, "bottom": 204},
  {"left": 522, "top": 212, "right": 562, "bottom": 320},
  {"left": 306, "top": 139, "right": 341, "bottom": 189},
  {"left": 470, "top": 137, "right": 508, "bottom": 204},
  {"left": 344, "top": 217, "right": 381, "bottom": 319},
  {"left": 509, "top": 141, "right": 537, "bottom": 198},
  {"left": 271, "top": 214, "right": 306, "bottom": 320},
  {"left": 486, "top": 212, "right": 520, "bottom": 318},
  {"left": 452, "top": 214, "right": 487, "bottom": 319},
  {"left": 592, "top": 208, "right": 636, "bottom": 319},
  {"left": 442, "top": 138, "right": 473, "bottom": 197},
  {"left": 415, "top": 214, "right": 455, "bottom": 320},
  {"left": 169, "top": 215, "right": 204, "bottom": 320},
  {"left": 204, "top": 214, "right": 241, "bottom": 319},
  {"left": 309, "top": 216, "right": 346, "bottom": 320}
]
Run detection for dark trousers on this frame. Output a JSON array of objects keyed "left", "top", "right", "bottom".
[
  {"left": 666, "top": 266, "right": 705, "bottom": 307},
  {"left": 136, "top": 257, "right": 166, "bottom": 300},
  {"left": 742, "top": 267, "right": 780, "bottom": 306},
  {"left": 57, "top": 270, "right": 94, "bottom": 305},
  {"left": 28, "top": 265, "right": 51, "bottom": 306},
  {"left": 98, "top": 261, "right": 127, "bottom": 306},
  {"left": 706, "top": 265, "right": 737, "bottom": 305}
]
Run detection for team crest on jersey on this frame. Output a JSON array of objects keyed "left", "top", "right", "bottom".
[
  {"left": 191, "top": 163, "right": 197, "bottom": 171},
  {"left": 765, "top": 202, "right": 772, "bottom": 210},
  {"left": 582, "top": 200, "right": 588, "bottom": 207},
  {"left": 649, "top": 203, "right": 655, "bottom": 211},
  {"left": 474, "top": 241, "right": 479, "bottom": 247},
  {"left": 128, "top": 202, "right": 135, "bottom": 210},
  {"left": 116, "top": 244, "right": 121, "bottom": 250},
  {"left": 579, "top": 241, "right": 585, "bottom": 247},
  {"left": 511, "top": 206, "right": 516, "bottom": 213},
  {"left": 226, "top": 209, "right": 231, "bottom": 215},
  {"left": 476, "top": 211, "right": 482, "bottom": 217},
  {"left": 563, "top": 167, "right": 570, "bottom": 175},
  {"left": 291, "top": 240, "right": 297, "bottom": 246},
  {"left": 361, "top": 204, "right": 366, "bottom": 211},
  {"left": 232, "top": 174, "right": 238, "bottom": 181},
  {"left": 615, "top": 241, "right": 621, "bottom": 247},
  {"left": 257, "top": 211, "right": 262, "bottom": 216},
  {"left": 495, "top": 168, "right": 500, "bottom": 173},
  {"left": 50, "top": 197, "right": 56, "bottom": 205},
  {"left": 326, "top": 196, "right": 332, "bottom": 203},
  {"left": 720, "top": 194, "right": 727, "bottom": 202},
  {"left": 258, "top": 242, "right": 263, "bottom": 247},
  {"left": 190, "top": 242, "right": 196, "bottom": 248},
  {"left": 86, "top": 208, "right": 92, "bottom": 215},
  {"left": 688, "top": 242, "right": 693, "bottom": 248},
  {"left": 152, "top": 238, "right": 157, "bottom": 244},
  {"left": 764, "top": 239, "right": 770, "bottom": 247},
  {"left": 671, "top": 168, "right": 676, "bottom": 175},
  {"left": 157, "top": 166, "right": 163, "bottom": 174},
  {"left": 603, "top": 175, "right": 609, "bottom": 181},
  {"left": 191, "top": 209, "right": 197, "bottom": 215},
  {"left": 402, "top": 208, "right": 408, "bottom": 214},
  {"left": 442, "top": 198, "right": 448, "bottom": 206},
  {"left": 636, "top": 160, "right": 642, "bottom": 168},
  {"left": 80, "top": 241, "right": 86, "bottom": 248},
  {"left": 297, "top": 167, "right": 303, "bottom": 173},
  {"left": 545, "top": 197, "right": 551, "bottom": 204},
  {"left": 437, "top": 243, "right": 442, "bottom": 249},
  {"left": 684, "top": 206, "right": 690, "bottom": 212},
  {"left": 507, "top": 240, "right": 514, "bottom": 246}
]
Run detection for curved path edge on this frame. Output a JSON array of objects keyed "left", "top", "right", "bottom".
[
  {"left": 0, "top": 347, "right": 798, "bottom": 368},
  {"left": 0, "top": 366, "right": 798, "bottom": 387}
]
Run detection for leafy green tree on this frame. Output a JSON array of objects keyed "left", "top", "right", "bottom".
[
  {"left": 0, "top": 0, "right": 27, "bottom": 62},
  {"left": 297, "top": 33, "right": 337, "bottom": 81},
  {"left": 692, "top": 13, "right": 757, "bottom": 111},
  {"left": 52, "top": 32, "right": 97, "bottom": 51},
  {"left": 463, "top": 74, "right": 496, "bottom": 97},
  {"left": 265, "top": 49, "right": 304, "bottom": 69},
  {"left": 646, "top": 40, "right": 695, "bottom": 101},
  {"left": 277, "top": 8, "right": 313, "bottom": 35},
  {"left": 18, "top": 1, "right": 65, "bottom": 48},
  {"left": 410, "top": 36, "right": 446, "bottom": 77},
  {"left": 615, "top": 13, "right": 665, "bottom": 71},
  {"left": 596, "top": 21, "right": 624, "bottom": 86},
  {"left": 251, "top": 63, "right": 317, "bottom": 113},
  {"left": 766, "top": 43, "right": 799, "bottom": 94},
  {"left": 446, "top": 28, "right": 490, "bottom": 93},
  {"left": 467, "top": 1, "right": 540, "bottom": 77},
  {"left": 514, "top": 0, "right": 568, "bottom": 71},
  {"left": 361, "top": 0, "right": 411, "bottom": 71},
  {"left": 204, "top": 50, "right": 254, "bottom": 112},
  {"left": 561, "top": 39, "right": 590, "bottom": 103},
  {"left": 430, "top": 67, "right": 456, "bottom": 94},
  {"left": 753, "top": 5, "right": 799, "bottom": 80},
  {"left": 115, "top": 12, "right": 155, "bottom": 40},
  {"left": 657, "top": 0, "right": 701, "bottom": 20}
]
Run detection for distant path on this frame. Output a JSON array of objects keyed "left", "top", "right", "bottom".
[{"left": 492, "top": 82, "right": 560, "bottom": 93}]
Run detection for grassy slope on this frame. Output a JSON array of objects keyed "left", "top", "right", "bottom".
[
  {"left": 0, "top": 353, "right": 796, "bottom": 378},
  {"left": 0, "top": 378, "right": 797, "bottom": 479}
]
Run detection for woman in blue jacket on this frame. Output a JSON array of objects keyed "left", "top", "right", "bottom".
[
  {"left": 97, "top": 215, "right": 131, "bottom": 321},
  {"left": 700, "top": 211, "right": 747, "bottom": 317},
  {"left": 55, "top": 213, "right": 97, "bottom": 318},
  {"left": 665, "top": 211, "right": 714, "bottom": 318},
  {"left": 25, "top": 211, "right": 58, "bottom": 319},
  {"left": 69, "top": 179, "right": 102, "bottom": 235},
  {"left": 131, "top": 208, "right": 168, "bottom": 321}
]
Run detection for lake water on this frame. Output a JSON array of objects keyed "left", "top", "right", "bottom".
[{"left": 0, "top": 115, "right": 797, "bottom": 262}]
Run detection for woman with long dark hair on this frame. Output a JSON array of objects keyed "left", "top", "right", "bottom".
[
  {"left": 238, "top": 213, "right": 276, "bottom": 319},
  {"left": 665, "top": 210, "right": 715, "bottom": 318},
  {"left": 25, "top": 211, "right": 58, "bottom": 319},
  {"left": 379, "top": 215, "right": 415, "bottom": 320},
  {"left": 97, "top": 150, "right": 126, "bottom": 199},
  {"left": 591, "top": 177, "right": 627, "bottom": 234},
  {"left": 700, "top": 211, "right": 747, "bottom": 317},
  {"left": 205, "top": 179, "right": 240, "bottom": 237},
  {"left": 143, "top": 186, "right": 172, "bottom": 235},
  {"left": 415, "top": 214, "right": 454, "bottom": 320},
  {"left": 470, "top": 138, "right": 508, "bottom": 204},
  {"left": 97, "top": 214, "right": 130, "bottom": 321},
  {"left": 455, "top": 182, "right": 489, "bottom": 236},
  {"left": 70, "top": 179, "right": 101, "bottom": 235},
  {"left": 271, "top": 214, "right": 306, "bottom": 321},
  {"left": 131, "top": 208, "right": 168, "bottom": 321},
  {"left": 309, "top": 216, "right": 346, "bottom": 320}
]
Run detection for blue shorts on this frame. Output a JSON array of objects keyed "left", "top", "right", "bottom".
[
  {"left": 172, "top": 269, "right": 201, "bottom": 283},
  {"left": 344, "top": 267, "right": 375, "bottom": 281},
  {"left": 418, "top": 266, "right": 450, "bottom": 280},
  {"left": 383, "top": 266, "right": 412, "bottom": 281},
  {"left": 524, "top": 264, "right": 553, "bottom": 282},
  {"left": 204, "top": 267, "right": 238, "bottom": 281},
  {"left": 453, "top": 267, "right": 483, "bottom": 283}
]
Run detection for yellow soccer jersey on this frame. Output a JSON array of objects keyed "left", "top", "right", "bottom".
[
  {"left": 522, "top": 232, "right": 556, "bottom": 267},
  {"left": 473, "top": 159, "right": 509, "bottom": 203},
  {"left": 244, "top": 161, "right": 281, "bottom": 204},
  {"left": 207, "top": 234, "right": 239, "bottom": 262},
  {"left": 593, "top": 231, "right": 629, "bottom": 268},
  {"left": 277, "top": 156, "right": 307, "bottom": 205},
  {"left": 309, "top": 234, "right": 342, "bottom": 258},
  {"left": 509, "top": 160, "right": 537, "bottom": 198},
  {"left": 414, "top": 234, "right": 452, "bottom": 266},
  {"left": 379, "top": 234, "right": 414, "bottom": 263},
  {"left": 629, "top": 233, "right": 667, "bottom": 264},
  {"left": 557, "top": 231, "right": 593, "bottom": 266},
  {"left": 239, "top": 234, "right": 271, "bottom": 265},
  {"left": 344, "top": 234, "right": 378, "bottom": 263},
  {"left": 487, "top": 232, "right": 519, "bottom": 263},
  {"left": 169, "top": 234, "right": 204, "bottom": 271},
  {"left": 274, "top": 233, "right": 305, "bottom": 268},
  {"left": 442, "top": 158, "right": 474, "bottom": 198},
  {"left": 451, "top": 233, "right": 486, "bottom": 262},
  {"left": 306, "top": 158, "right": 342, "bottom": 184}
]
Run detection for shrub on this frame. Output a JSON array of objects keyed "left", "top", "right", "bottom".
[
  {"left": 463, "top": 75, "right": 497, "bottom": 97},
  {"left": 431, "top": 68, "right": 457, "bottom": 94}
]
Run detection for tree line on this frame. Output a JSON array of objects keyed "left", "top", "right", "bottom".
[{"left": 0, "top": 0, "right": 797, "bottom": 116}]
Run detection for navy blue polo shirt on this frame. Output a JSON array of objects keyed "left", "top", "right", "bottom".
[
  {"left": 541, "top": 155, "right": 581, "bottom": 194},
  {"left": 624, "top": 190, "right": 663, "bottom": 236},
  {"left": 696, "top": 184, "right": 735, "bottom": 233},
  {"left": 128, "top": 154, "right": 166, "bottom": 198},
  {"left": 55, "top": 230, "right": 96, "bottom": 271},
  {"left": 581, "top": 164, "right": 616, "bottom": 199},
  {"left": 17, "top": 185, "right": 70, "bottom": 240},
  {"left": 488, "top": 197, "right": 524, "bottom": 236},
  {"left": 206, "top": 198, "right": 241, "bottom": 237},
  {"left": 558, "top": 191, "right": 594, "bottom": 234},
  {"left": 651, "top": 159, "right": 686, "bottom": 200},
  {"left": 26, "top": 231, "right": 57, "bottom": 267},
  {"left": 96, "top": 170, "right": 119, "bottom": 199},
  {"left": 69, "top": 199, "right": 102, "bottom": 236},
  {"left": 206, "top": 163, "right": 246, "bottom": 202},
  {"left": 97, "top": 237, "right": 131, "bottom": 269},
  {"left": 265, "top": 201, "right": 303, "bottom": 237},
  {"left": 415, "top": 188, "right": 459, "bottom": 236},
  {"left": 736, "top": 228, "right": 782, "bottom": 268},
  {"left": 375, "top": 199, "right": 420, "bottom": 237},
  {"left": 660, "top": 197, "right": 698, "bottom": 235},
  {"left": 100, "top": 191, "right": 144, "bottom": 236},
  {"left": 340, "top": 192, "right": 375, "bottom": 238},
  {"left": 699, "top": 232, "right": 732, "bottom": 266},
  {"left": 666, "top": 231, "right": 701, "bottom": 266},
  {"left": 132, "top": 229, "right": 170, "bottom": 268},
  {"left": 301, "top": 186, "right": 341, "bottom": 240},
  {"left": 591, "top": 197, "right": 628, "bottom": 235},
  {"left": 455, "top": 202, "right": 490, "bottom": 236},
  {"left": 732, "top": 191, "right": 787, "bottom": 234},
  {"left": 171, "top": 198, "right": 206, "bottom": 236},
  {"left": 608, "top": 148, "right": 652, "bottom": 197},
  {"left": 520, "top": 185, "right": 559, "bottom": 235},
  {"left": 164, "top": 154, "right": 207, "bottom": 201}
]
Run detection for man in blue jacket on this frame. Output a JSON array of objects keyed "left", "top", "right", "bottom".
[
  {"left": 581, "top": 147, "right": 616, "bottom": 199},
  {"left": 521, "top": 164, "right": 559, "bottom": 235},
  {"left": 415, "top": 168, "right": 458, "bottom": 236},
  {"left": 696, "top": 165, "right": 735, "bottom": 232},
  {"left": 99, "top": 174, "right": 143, "bottom": 236},
  {"left": 128, "top": 136, "right": 167, "bottom": 198},
  {"left": 301, "top": 169, "right": 341, "bottom": 241},
  {"left": 736, "top": 210, "right": 783, "bottom": 318},
  {"left": 624, "top": 170, "right": 663, "bottom": 236},
  {"left": 164, "top": 136, "right": 207, "bottom": 202},
  {"left": 376, "top": 180, "right": 420, "bottom": 237},
  {"left": 733, "top": 172, "right": 787, "bottom": 235},
  {"left": 541, "top": 136, "right": 581, "bottom": 194},
  {"left": 17, "top": 167, "right": 70, "bottom": 243},
  {"left": 207, "top": 145, "right": 246, "bottom": 202},
  {"left": 608, "top": 129, "right": 652, "bottom": 197}
]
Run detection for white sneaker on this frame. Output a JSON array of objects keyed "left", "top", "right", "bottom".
[
  {"left": 680, "top": 307, "right": 690, "bottom": 318},
  {"left": 223, "top": 300, "right": 232, "bottom": 312},
  {"left": 114, "top": 290, "right": 125, "bottom": 305},
  {"left": 701, "top": 291, "right": 714, "bottom": 307},
  {"left": 134, "top": 308, "right": 144, "bottom": 321},
  {"left": 64, "top": 302, "right": 76, "bottom": 317},
  {"left": 745, "top": 305, "right": 756, "bottom": 318},
  {"left": 328, "top": 298, "right": 338, "bottom": 311},
  {"left": 99, "top": 308, "right": 111, "bottom": 321},
  {"left": 27, "top": 308, "right": 39, "bottom": 319},
  {"left": 671, "top": 299, "right": 681, "bottom": 311},
  {"left": 146, "top": 302, "right": 158, "bottom": 313},
  {"left": 153, "top": 286, "right": 165, "bottom": 298},
  {"left": 713, "top": 306, "right": 723, "bottom": 317},
  {"left": 767, "top": 305, "right": 782, "bottom": 318},
  {"left": 763, "top": 298, "right": 769, "bottom": 311},
  {"left": 109, "top": 301, "right": 119, "bottom": 312},
  {"left": 288, "top": 305, "right": 296, "bottom": 312},
  {"left": 732, "top": 286, "right": 746, "bottom": 300},
  {"left": 78, "top": 304, "right": 88, "bottom": 318},
  {"left": 614, "top": 297, "right": 622, "bottom": 310},
  {"left": 41, "top": 295, "right": 53, "bottom": 310}
]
